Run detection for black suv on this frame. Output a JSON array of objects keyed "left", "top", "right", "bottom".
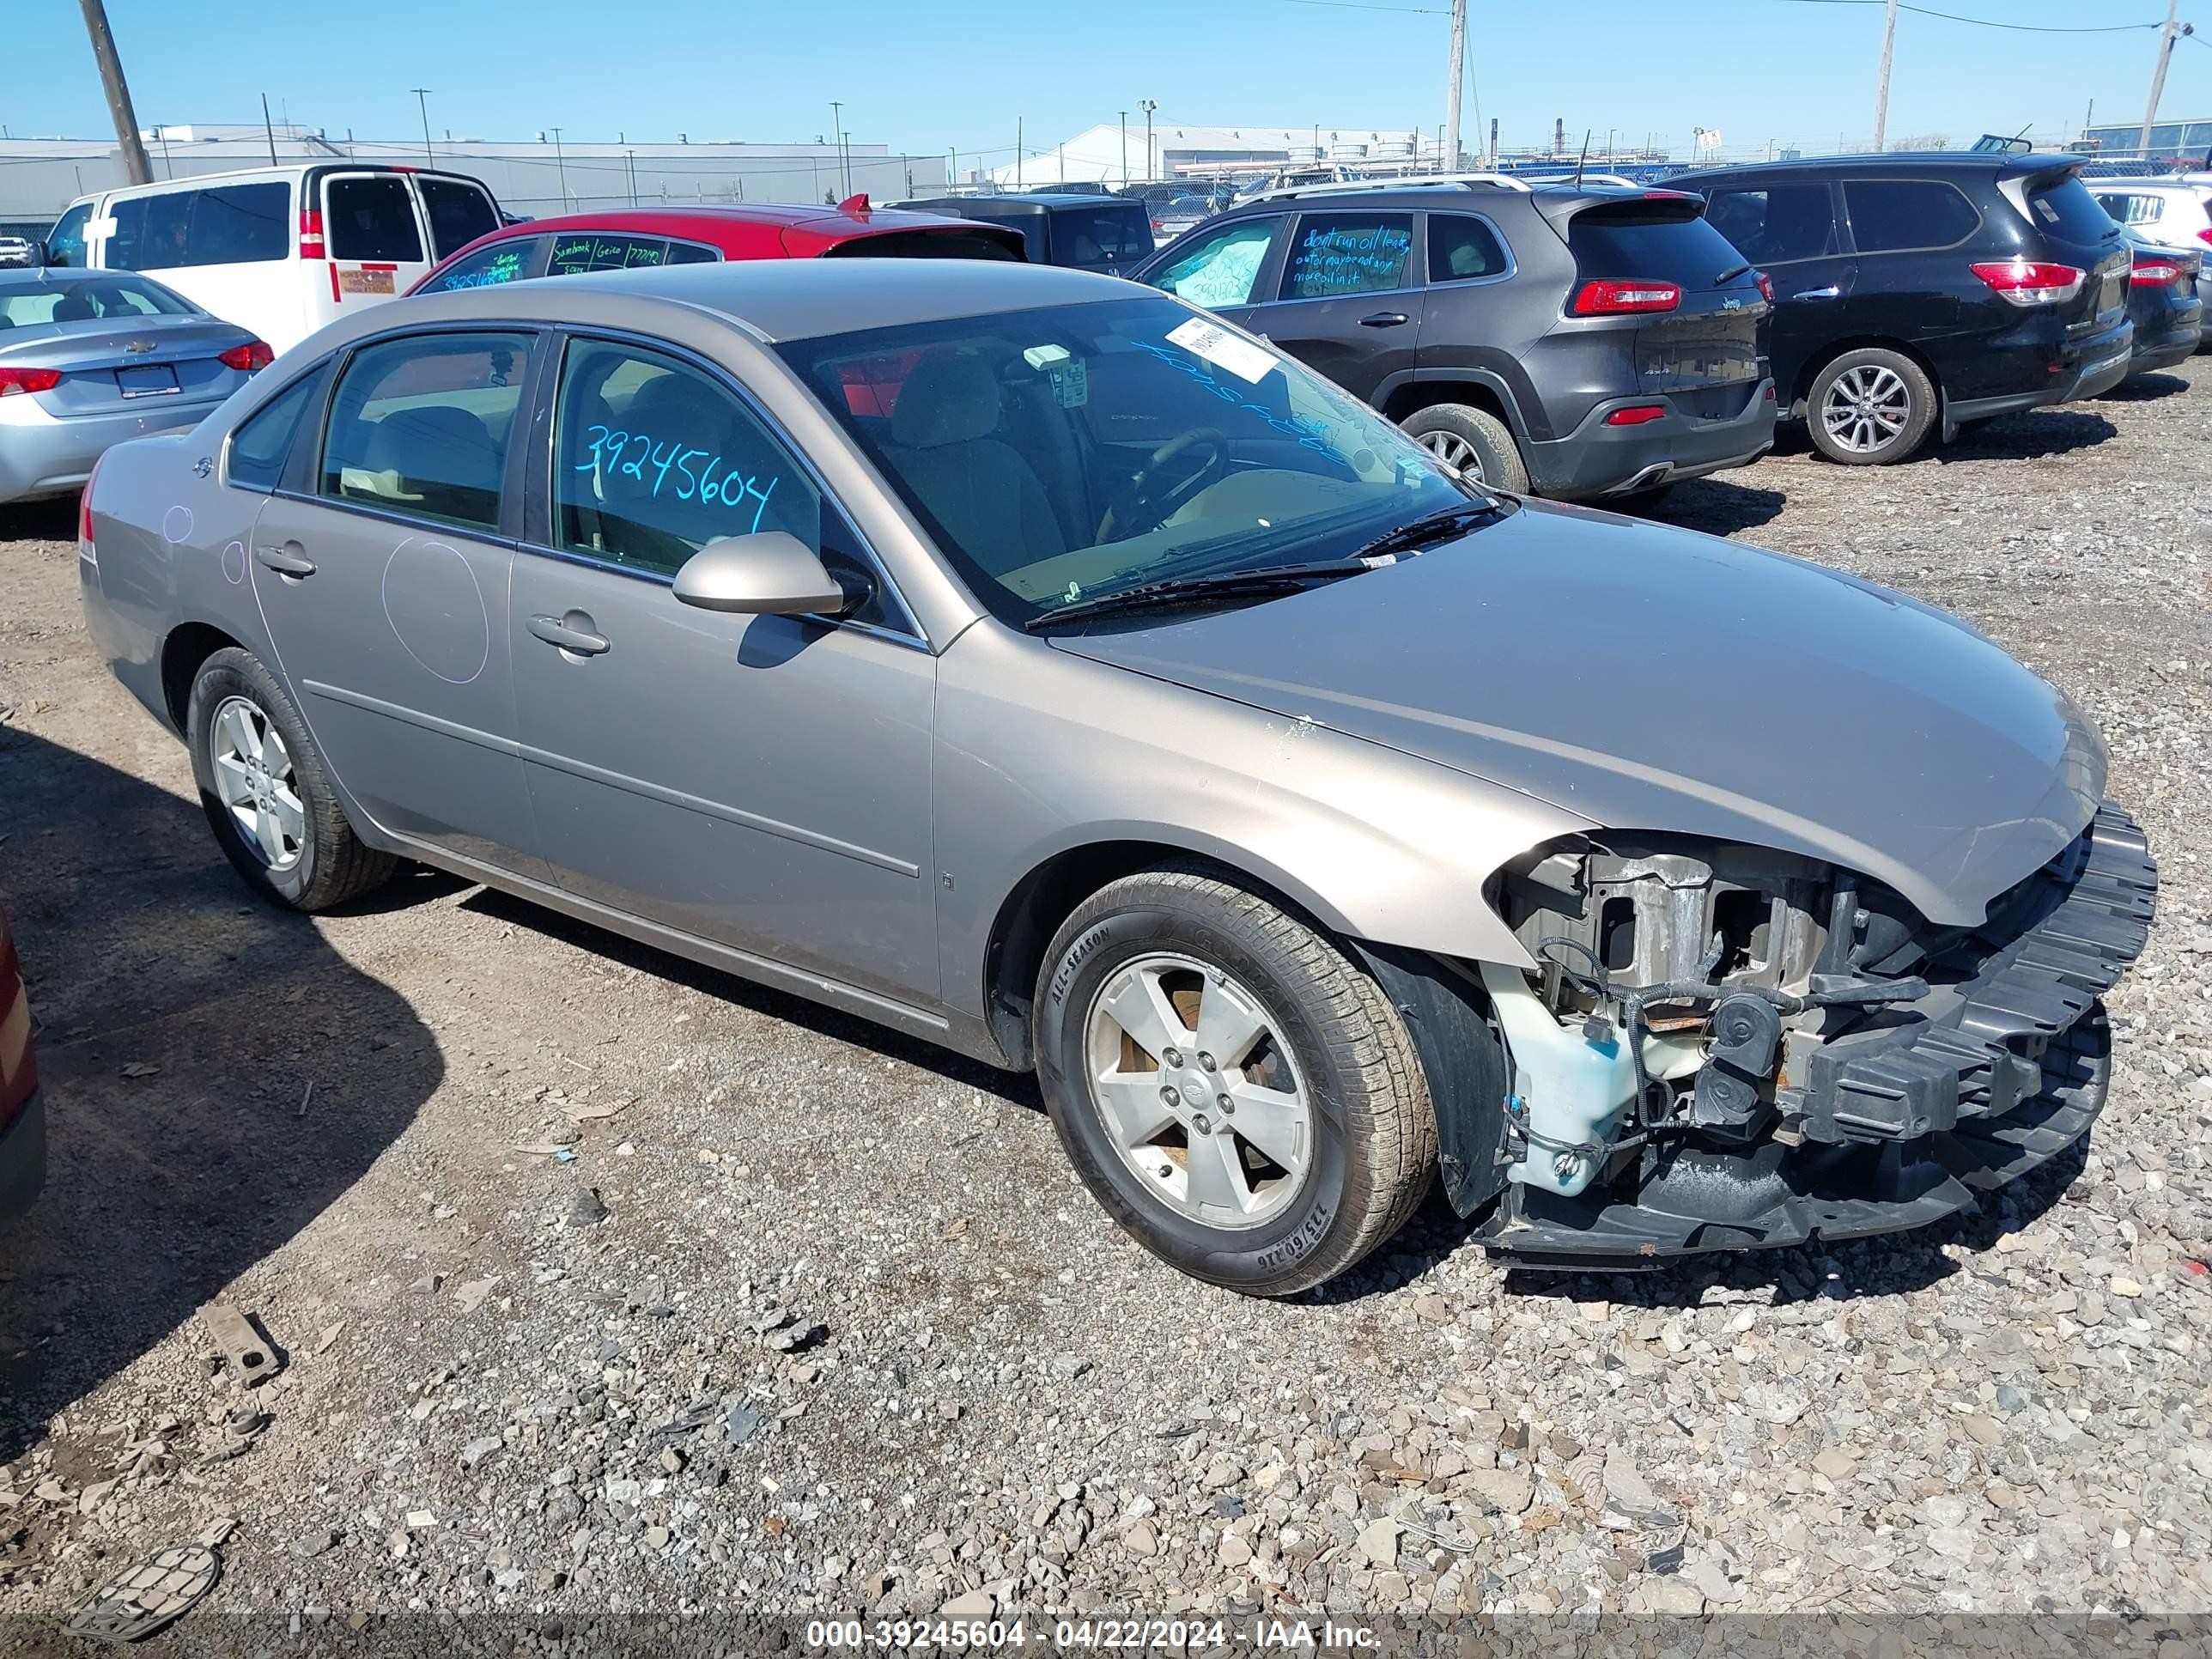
[
  {"left": 897, "top": 193, "right": 1156, "bottom": 274},
  {"left": 1127, "top": 180, "right": 1777, "bottom": 502},
  {"left": 1672, "top": 153, "right": 2133, "bottom": 465}
]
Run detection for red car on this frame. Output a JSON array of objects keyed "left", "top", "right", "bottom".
[
  {"left": 408, "top": 197, "right": 1025, "bottom": 295},
  {"left": 0, "top": 901, "right": 42, "bottom": 1221}
]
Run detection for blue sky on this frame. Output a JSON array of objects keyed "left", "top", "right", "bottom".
[{"left": 10, "top": 0, "right": 2207, "bottom": 165}]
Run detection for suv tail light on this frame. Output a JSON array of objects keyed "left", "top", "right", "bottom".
[
  {"left": 0, "top": 920, "right": 36, "bottom": 1140},
  {"left": 0, "top": 367, "right": 61, "bottom": 397},
  {"left": 218, "top": 341, "right": 275, "bottom": 373},
  {"left": 2131, "top": 252, "right": 2185, "bottom": 286},
  {"left": 1571, "top": 278, "right": 1681, "bottom": 315},
  {"left": 1970, "top": 258, "right": 2086, "bottom": 306},
  {"left": 1754, "top": 270, "right": 1774, "bottom": 304},
  {"left": 299, "top": 208, "right": 325, "bottom": 259}
]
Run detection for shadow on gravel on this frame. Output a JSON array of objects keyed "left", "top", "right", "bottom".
[
  {"left": 0, "top": 500, "right": 76, "bottom": 543},
  {"left": 456, "top": 886, "right": 1039, "bottom": 1111},
  {"left": 1940, "top": 408, "right": 2118, "bottom": 461},
  {"left": 1638, "top": 477, "right": 1788, "bottom": 537},
  {"left": 2099, "top": 372, "right": 2191, "bottom": 404},
  {"left": 0, "top": 728, "right": 443, "bottom": 1468}
]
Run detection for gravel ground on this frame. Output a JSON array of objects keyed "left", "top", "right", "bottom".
[{"left": 0, "top": 367, "right": 2208, "bottom": 1652}]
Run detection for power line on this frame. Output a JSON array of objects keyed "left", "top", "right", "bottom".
[{"left": 1772, "top": 0, "right": 2167, "bottom": 31}]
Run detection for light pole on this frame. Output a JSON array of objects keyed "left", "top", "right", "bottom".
[
  {"left": 830, "top": 102, "right": 849, "bottom": 197},
  {"left": 410, "top": 88, "right": 434, "bottom": 167},
  {"left": 1140, "top": 99, "right": 1158, "bottom": 183},
  {"left": 1120, "top": 110, "right": 1127, "bottom": 185},
  {"left": 550, "top": 125, "right": 568, "bottom": 209}
]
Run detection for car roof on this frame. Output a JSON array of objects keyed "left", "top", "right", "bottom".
[
  {"left": 387, "top": 256, "right": 1137, "bottom": 344},
  {"left": 477, "top": 202, "right": 988, "bottom": 240},
  {"left": 1674, "top": 150, "right": 2085, "bottom": 183}
]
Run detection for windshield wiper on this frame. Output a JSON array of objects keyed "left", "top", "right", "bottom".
[
  {"left": 1712, "top": 261, "right": 1753, "bottom": 286},
  {"left": 1348, "top": 500, "right": 1508, "bottom": 562},
  {"left": 1023, "top": 557, "right": 1382, "bottom": 633}
]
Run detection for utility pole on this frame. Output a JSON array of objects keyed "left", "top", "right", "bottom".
[
  {"left": 1871, "top": 0, "right": 1899, "bottom": 153},
  {"left": 410, "top": 88, "right": 434, "bottom": 167},
  {"left": 77, "top": 0, "right": 150, "bottom": 185},
  {"left": 1141, "top": 99, "right": 1157, "bottom": 184},
  {"left": 625, "top": 149, "right": 637, "bottom": 206},
  {"left": 1443, "top": 0, "right": 1466, "bottom": 173},
  {"left": 260, "top": 92, "right": 278, "bottom": 165},
  {"left": 1120, "top": 110, "right": 1128, "bottom": 185},
  {"left": 2140, "top": 0, "right": 2185, "bottom": 159}
]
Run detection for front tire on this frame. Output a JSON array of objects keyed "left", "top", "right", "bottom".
[
  {"left": 1807, "top": 347, "right": 1937, "bottom": 465},
  {"left": 187, "top": 647, "right": 395, "bottom": 912},
  {"left": 1401, "top": 403, "right": 1531, "bottom": 493},
  {"left": 1033, "top": 866, "right": 1436, "bottom": 1297}
]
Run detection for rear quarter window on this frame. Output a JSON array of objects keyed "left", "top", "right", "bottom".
[
  {"left": 1048, "top": 207, "right": 1153, "bottom": 269},
  {"left": 1567, "top": 204, "right": 1749, "bottom": 282},
  {"left": 1844, "top": 179, "right": 1980, "bottom": 252}
]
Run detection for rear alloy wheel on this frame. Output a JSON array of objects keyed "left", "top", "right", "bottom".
[
  {"left": 1807, "top": 348, "right": 1936, "bottom": 465},
  {"left": 187, "top": 647, "right": 396, "bottom": 912},
  {"left": 1034, "top": 866, "right": 1436, "bottom": 1297},
  {"left": 1400, "top": 404, "right": 1531, "bottom": 493}
]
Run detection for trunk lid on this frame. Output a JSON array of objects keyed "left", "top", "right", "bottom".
[
  {"left": 2009, "top": 164, "right": 2131, "bottom": 335},
  {"left": 0, "top": 318, "right": 251, "bottom": 416},
  {"left": 1559, "top": 196, "right": 1767, "bottom": 411}
]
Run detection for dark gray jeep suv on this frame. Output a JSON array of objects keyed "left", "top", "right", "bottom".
[{"left": 1131, "top": 179, "right": 1778, "bottom": 503}]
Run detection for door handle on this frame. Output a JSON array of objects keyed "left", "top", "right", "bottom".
[
  {"left": 526, "top": 613, "right": 611, "bottom": 656},
  {"left": 253, "top": 544, "right": 315, "bottom": 577},
  {"left": 1791, "top": 286, "right": 1842, "bottom": 301},
  {"left": 1358, "top": 311, "right": 1411, "bottom": 327}
]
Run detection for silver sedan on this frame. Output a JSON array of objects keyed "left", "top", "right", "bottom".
[
  {"left": 76, "top": 258, "right": 2153, "bottom": 1293},
  {"left": 0, "top": 270, "right": 269, "bottom": 505}
]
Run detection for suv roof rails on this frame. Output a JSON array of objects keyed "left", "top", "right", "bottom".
[{"left": 1242, "top": 170, "right": 1651, "bottom": 205}]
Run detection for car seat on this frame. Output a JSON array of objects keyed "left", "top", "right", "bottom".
[{"left": 884, "top": 353, "right": 1066, "bottom": 579}]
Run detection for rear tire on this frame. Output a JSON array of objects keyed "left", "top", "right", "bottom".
[
  {"left": 1806, "top": 348, "right": 1937, "bottom": 465},
  {"left": 187, "top": 647, "right": 395, "bottom": 912},
  {"left": 1401, "top": 404, "right": 1531, "bottom": 493},
  {"left": 1032, "top": 866, "right": 1436, "bottom": 1297}
]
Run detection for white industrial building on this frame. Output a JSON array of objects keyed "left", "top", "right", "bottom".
[
  {"left": 980, "top": 122, "right": 1448, "bottom": 189},
  {"left": 0, "top": 124, "right": 948, "bottom": 230}
]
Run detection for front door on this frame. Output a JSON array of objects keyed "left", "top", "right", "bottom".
[
  {"left": 1701, "top": 179, "right": 1853, "bottom": 409},
  {"left": 1244, "top": 209, "right": 1425, "bottom": 404},
  {"left": 249, "top": 327, "right": 544, "bottom": 875},
  {"left": 509, "top": 335, "right": 939, "bottom": 1005}
]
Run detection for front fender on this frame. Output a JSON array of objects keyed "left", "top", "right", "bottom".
[{"left": 933, "top": 626, "right": 1592, "bottom": 1022}]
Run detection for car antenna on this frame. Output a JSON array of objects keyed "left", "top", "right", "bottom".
[{"left": 1573, "top": 129, "right": 1592, "bottom": 189}]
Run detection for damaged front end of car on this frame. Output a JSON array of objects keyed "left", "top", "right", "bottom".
[{"left": 1434, "top": 802, "right": 2156, "bottom": 1267}]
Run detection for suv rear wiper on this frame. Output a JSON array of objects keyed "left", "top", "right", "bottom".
[
  {"left": 1349, "top": 499, "right": 1509, "bottom": 561},
  {"left": 1712, "top": 261, "right": 1753, "bottom": 286},
  {"left": 1023, "top": 557, "right": 1383, "bottom": 632}
]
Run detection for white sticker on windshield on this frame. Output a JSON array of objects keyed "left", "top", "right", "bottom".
[{"left": 1165, "top": 316, "right": 1277, "bottom": 385}]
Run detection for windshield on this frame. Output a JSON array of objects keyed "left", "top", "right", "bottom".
[{"left": 776, "top": 294, "right": 1481, "bottom": 627}]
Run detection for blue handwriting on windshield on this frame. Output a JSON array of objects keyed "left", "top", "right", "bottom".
[
  {"left": 1129, "top": 340, "right": 1334, "bottom": 455},
  {"left": 574, "top": 427, "right": 779, "bottom": 533}
]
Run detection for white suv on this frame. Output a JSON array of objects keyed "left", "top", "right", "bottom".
[{"left": 2090, "top": 177, "right": 2212, "bottom": 250}]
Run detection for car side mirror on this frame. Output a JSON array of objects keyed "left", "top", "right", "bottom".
[{"left": 672, "top": 532, "right": 848, "bottom": 617}]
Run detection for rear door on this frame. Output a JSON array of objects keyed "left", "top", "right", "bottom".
[
  {"left": 1698, "top": 177, "right": 1850, "bottom": 406},
  {"left": 1246, "top": 209, "right": 1423, "bottom": 404},
  {"left": 1562, "top": 197, "right": 1766, "bottom": 415},
  {"left": 318, "top": 173, "right": 435, "bottom": 326},
  {"left": 414, "top": 174, "right": 501, "bottom": 264}
]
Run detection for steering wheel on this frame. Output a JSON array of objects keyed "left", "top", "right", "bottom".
[{"left": 1097, "top": 428, "right": 1231, "bottom": 542}]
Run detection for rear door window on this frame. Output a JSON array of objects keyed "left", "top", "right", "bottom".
[
  {"left": 228, "top": 362, "right": 331, "bottom": 492},
  {"left": 1282, "top": 213, "right": 1415, "bottom": 298},
  {"left": 1701, "top": 185, "right": 1838, "bottom": 264},
  {"left": 1146, "top": 217, "right": 1283, "bottom": 308},
  {"left": 1844, "top": 179, "right": 1980, "bottom": 252},
  {"left": 547, "top": 234, "right": 672, "bottom": 276},
  {"left": 420, "top": 237, "right": 545, "bottom": 292},
  {"left": 1425, "top": 214, "right": 1509, "bottom": 283},
  {"left": 319, "top": 331, "right": 531, "bottom": 531},
  {"left": 416, "top": 177, "right": 500, "bottom": 260},
  {"left": 2094, "top": 191, "right": 2163, "bottom": 228},
  {"left": 325, "top": 176, "right": 425, "bottom": 263}
]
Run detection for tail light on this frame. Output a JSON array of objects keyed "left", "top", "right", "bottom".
[
  {"left": 1754, "top": 270, "right": 1774, "bottom": 304},
  {"left": 218, "top": 341, "right": 275, "bottom": 373},
  {"left": 2131, "top": 252, "right": 2185, "bottom": 286},
  {"left": 299, "top": 208, "right": 325, "bottom": 259},
  {"left": 1970, "top": 258, "right": 2086, "bottom": 306},
  {"left": 1571, "top": 278, "right": 1680, "bottom": 315},
  {"left": 0, "top": 367, "right": 61, "bottom": 397},
  {"left": 1603, "top": 404, "right": 1668, "bottom": 426},
  {"left": 0, "top": 920, "right": 37, "bottom": 1139}
]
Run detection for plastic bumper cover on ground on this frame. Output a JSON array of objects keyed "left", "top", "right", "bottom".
[
  {"left": 0, "top": 1086, "right": 46, "bottom": 1223},
  {"left": 1477, "top": 804, "right": 2155, "bottom": 1268}
]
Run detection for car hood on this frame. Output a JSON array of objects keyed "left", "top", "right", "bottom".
[{"left": 1050, "top": 501, "right": 2105, "bottom": 925}]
